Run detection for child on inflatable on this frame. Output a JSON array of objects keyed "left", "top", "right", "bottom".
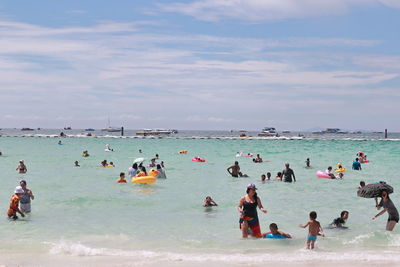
[{"left": 263, "top": 223, "right": 292, "bottom": 239}]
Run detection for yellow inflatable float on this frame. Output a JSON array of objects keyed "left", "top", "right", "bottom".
[
  {"left": 335, "top": 163, "right": 346, "bottom": 173},
  {"left": 132, "top": 169, "right": 158, "bottom": 184}
]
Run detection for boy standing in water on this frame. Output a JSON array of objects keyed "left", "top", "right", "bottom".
[{"left": 299, "top": 211, "right": 324, "bottom": 249}]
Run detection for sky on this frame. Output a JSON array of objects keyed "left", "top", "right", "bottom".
[{"left": 0, "top": 0, "right": 399, "bottom": 131}]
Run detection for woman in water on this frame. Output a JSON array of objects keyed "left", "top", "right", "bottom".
[
  {"left": 19, "top": 180, "right": 34, "bottom": 213},
  {"left": 237, "top": 184, "right": 267, "bottom": 238},
  {"left": 16, "top": 160, "right": 27, "bottom": 174},
  {"left": 373, "top": 190, "right": 399, "bottom": 231}
]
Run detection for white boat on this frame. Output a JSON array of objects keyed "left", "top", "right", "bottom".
[
  {"left": 258, "top": 127, "right": 278, "bottom": 137},
  {"left": 101, "top": 118, "right": 121, "bottom": 132},
  {"left": 101, "top": 127, "right": 121, "bottom": 132}
]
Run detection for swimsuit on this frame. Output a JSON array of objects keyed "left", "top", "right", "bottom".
[
  {"left": 19, "top": 190, "right": 31, "bottom": 213},
  {"left": 239, "top": 200, "right": 261, "bottom": 237},
  {"left": 307, "top": 235, "right": 317, "bottom": 241}
]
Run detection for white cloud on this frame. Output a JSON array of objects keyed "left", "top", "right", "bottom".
[
  {"left": 0, "top": 18, "right": 398, "bottom": 129},
  {"left": 159, "top": 0, "right": 398, "bottom": 22}
]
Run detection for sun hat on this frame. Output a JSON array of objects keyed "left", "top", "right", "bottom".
[
  {"left": 15, "top": 186, "right": 24, "bottom": 194},
  {"left": 247, "top": 183, "right": 257, "bottom": 190}
]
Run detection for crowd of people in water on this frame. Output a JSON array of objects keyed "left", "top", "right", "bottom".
[{"left": 4, "top": 144, "right": 397, "bottom": 250}]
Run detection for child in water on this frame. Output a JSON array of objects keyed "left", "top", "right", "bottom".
[
  {"left": 266, "top": 172, "right": 271, "bottom": 180},
  {"left": 203, "top": 196, "right": 218, "bottom": 207},
  {"left": 8, "top": 186, "right": 25, "bottom": 220},
  {"left": 305, "top": 158, "right": 311, "bottom": 168},
  {"left": 263, "top": 223, "right": 292, "bottom": 238},
  {"left": 299, "top": 211, "right": 324, "bottom": 249},
  {"left": 117, "top": 172, "right": 127, "bottom": 183},
  {"left": 275, "top": 172, "right": 282, "bottom": 181},
  {"left": 261, "top": 174, "right": 266, "bottom": 182},
  {"left": 74, "top": 161, "right": 80, "bottom": 167},
  {"left": 330, "top": 210, "right": 349, "bottom": 229},
  {"left": 358, "top": 181, "right": 366, "bottom": 189}
]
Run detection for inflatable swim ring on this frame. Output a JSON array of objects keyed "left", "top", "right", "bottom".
[
  {"left": 335, "top": 168, "right": 346, "bottom": 173},
  {"left": 106, "top": 165, "right": 115, "bottom": 167},
  {"left": 243, "top": 153, "right": 254, "bottom": 157},
  {"left": 82, "top": 154, "right": 89, "bottom": 157},
  {"left": 192, "top": 157, "right": 205, "bottom": 162},
  {"left": 264, "top": 233, "right": 286, "bottom": 239},
  {"left": 316, "top": 170, "right": 333, "bottom": 179},
  {"left": 179, "top": 150, "right": 188, "bottom": 154},
  {"left": 361, "top": 160, "right": 369, "bottom": 163},
  {"left": 131, "top": 176, "right": 156, "bottom": 184}
]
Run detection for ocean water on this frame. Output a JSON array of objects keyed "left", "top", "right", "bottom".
[{"left": 1, "top": 132, "right": 400, "bottom": 266}]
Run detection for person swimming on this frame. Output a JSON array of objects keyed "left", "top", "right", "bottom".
[
  {"left": 329, "top": 211, "right": 349, "bottom": 229},
  {"left": 203, "top": 196, "right": 218, "bottom": 207},
  {"left": 263, "top": 223, "right": 292, "bottom": 238}
]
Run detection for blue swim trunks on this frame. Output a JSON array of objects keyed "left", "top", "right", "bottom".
[{"left": 307, "top": 235, "right": 317, "bottom": 241}]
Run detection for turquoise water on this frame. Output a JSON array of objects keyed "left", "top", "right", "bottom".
[{"left": 0, "top": 136, "right": 400, "bottom": 266}]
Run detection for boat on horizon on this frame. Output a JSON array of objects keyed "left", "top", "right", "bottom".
[
  {"left": 85, "top": 128, "right": 95, "bottom": 131},
  {"left": 258, "top": 127, "right": 278, "bottom": 137},
  {"left": 101, "top": 127, "right": 122, "bottom": 132},
  {"left": 21, "top": 128, "right": 34, "bottom": 131},
  {"left": 64, "top": 127, "right": 72, "bottom": 130},
  {"left": 312, "top": 128, "right": 348, "bottom": 134},
  {"left": 101, "top": 118, "right": 121, "bottom": 132}
]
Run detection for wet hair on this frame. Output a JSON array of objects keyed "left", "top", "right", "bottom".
[
  {"left": 267, "top": 172, "right": 271, "bottom": 176},
  {"left": 341, "top": 210, "right": 349, "bottom": 217},
  {"left": 235, "top": 161, "right": 238, "bottom": 165},
  {"left": 381, "top": 189, "right": 390, "bottom": 199},
  {"left": 355, "top": 158, "right": 359, "bottom": 161},
  {"left": 246, "top": 189, "right": 258, "bottom": 202},
  {"left": 132, "top": 163, "right": 138, "bottom": 169},
  {"left": 269, "top": 223, "right": 278, "bottom": 229},
  {"left": 309, "top": 211, "right": 317, "bottom": 219},
  {"left": 277, "top": 172, "right": 282, "bottom": 177},
  {"left": 141, "top": 166, "right": 147, "bottom": 174},
  {"left": 360, "top": 181, "right": 365, "bottom": 187},
  {"left": 120, "top": 172, "right": 125, "bottom": 177},
  {"left": 328, "top": 166, "right": 332, "bottom": 170},
  {"left": 156, "top": 164, "right": 162, "bottom": 169}
]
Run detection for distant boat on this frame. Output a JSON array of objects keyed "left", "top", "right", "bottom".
[
  {"left": 64, "top": 127, "right": 72, "bottom": 130},
  {"left": 282, "top": 131, "right": 291, "bottom": 133},
  {"left": 101, "top": 118, "right": 121, "bottom": 132},
  {"left": 85, "top": 128, "right": 95, "bottom": 131},
  {"left": 21, "top": 128, "right": 34, "bottom": 131},
  {"left": 101, "top": 127, "right": 122, "bottom": 132},
  {"left": 258, "top": 127, "right": 278, "bottom": 137}
]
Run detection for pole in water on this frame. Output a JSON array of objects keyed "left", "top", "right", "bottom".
[
  {"left": 385, "top": 129, "right": 387, "bottom": 139},
  {"left": 121, "top": 127, "right": 124, "bottom": 136}
]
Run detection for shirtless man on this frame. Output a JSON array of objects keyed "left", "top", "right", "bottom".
[{"left": 227, "top": 161, "right": 241, "bottom": 177}]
